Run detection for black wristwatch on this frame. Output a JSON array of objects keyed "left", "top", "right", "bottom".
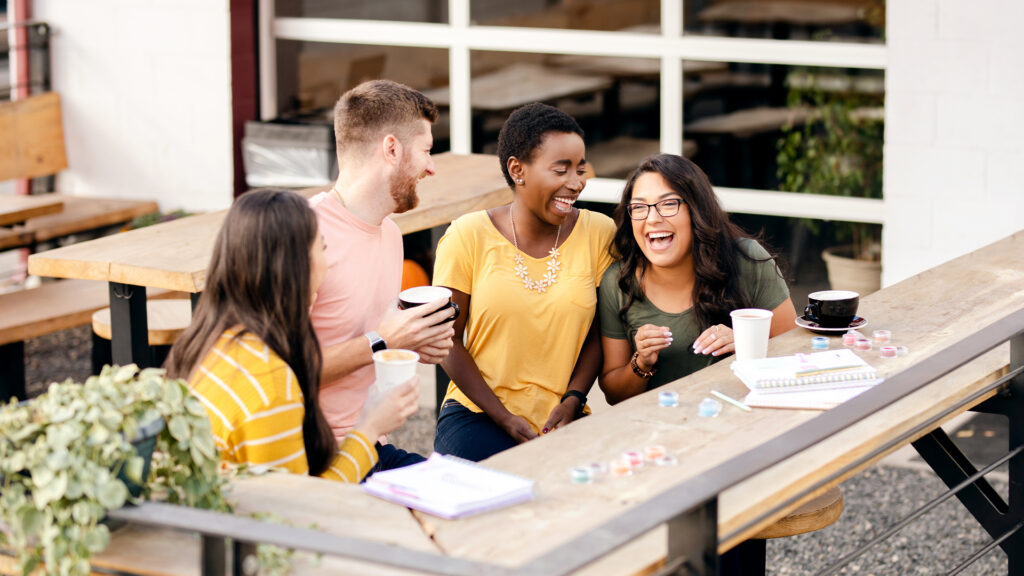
[
  {"left": 561, "top": 390, "right": 587, "bottom": 418},
  {"left": 365, "top": 331, "right": 387, "bottom": 354}
]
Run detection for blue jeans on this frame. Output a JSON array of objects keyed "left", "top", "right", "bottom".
[
  {"left": 367, "top": 442, "right": 425, "bottom": 478},
  {"left": 433, "top": 400, "right": 518, "bottom": 462}
]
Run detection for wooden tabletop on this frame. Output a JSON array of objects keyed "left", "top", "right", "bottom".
[
  {"left": 27, "top": 154, "right": 510, "bottom": 293},
  {"left": 422, "top": 63, "right": 614, "bottom": 112},
  {"left": 418, "top": 231, "right": 1023, "bottom": 569},
  {"left": 0, "top": 194, "right": 63, "bottom": 227},
  {"left": 548, "top": 56, "right": 728, "bottom": 80},
  {"left": 697, "top": 1, "right": 864, "bottom": 27},
  {"left": 685, "top": 106, "right": 813, "bottom": 138},
  {"left": 90, "top": 474, "right": 441, "bottom": 576}
]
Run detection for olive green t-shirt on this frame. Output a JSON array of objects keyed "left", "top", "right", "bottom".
[{"left": 598, "top": 238, "right": 789, "bottom": 390}]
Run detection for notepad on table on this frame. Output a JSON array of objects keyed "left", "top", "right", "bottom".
[
  {"left": 742, "top": 385, "right": 873, "bottom": 410},
  {"left": 731, "top": 349, "right": 881, "bottom": 393},
  {"left": 363, "top": 453, "right": 535, "bottom": 519}
]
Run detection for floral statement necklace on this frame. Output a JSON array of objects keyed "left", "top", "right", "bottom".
[{"left": 510, "top": 206, "right": 562, "bottom": 294}]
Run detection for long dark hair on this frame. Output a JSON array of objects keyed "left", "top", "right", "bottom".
[
  {"left": 165, "top": 189, "right": 336, "bottom": 476},
  {"left": 612, "top": 154, "right": 776, "bottom": 331}
]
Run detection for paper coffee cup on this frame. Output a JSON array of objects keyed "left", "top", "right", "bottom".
[
  {"left": 372, "top": 349, "right": 420, "bottom": 390},
  {"left": 730, "top": 308, "right": 773, "bottom": 362}
]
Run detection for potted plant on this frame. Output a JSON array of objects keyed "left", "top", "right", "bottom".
[
  {"left": 0, "top": 365, "right": 229, "bottom": 576},
  {"left": 776, "top": 71, "right": 884, "bottom": 294}
]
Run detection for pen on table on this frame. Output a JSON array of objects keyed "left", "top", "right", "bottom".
[{"left": 710, "top": 389, "right": 752, "bottom": 412}]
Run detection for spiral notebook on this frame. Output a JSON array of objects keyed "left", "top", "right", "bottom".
[
  {"left": 363, "top": 453, "right": 535, "bottom": 519},
  {"left": 731, "top": 349, "right": 881, "bottom": 393}
]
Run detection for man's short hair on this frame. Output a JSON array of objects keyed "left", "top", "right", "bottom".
[{"left": 333, "top": 80, "right": 438, "bottom": 154}]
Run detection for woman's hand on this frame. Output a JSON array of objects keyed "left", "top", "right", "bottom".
[
  {"left": 633, "top": 324, "right": 673, "bottom": 372},
  {"left": 498, "top": 413, "right": 538, "bottom": 444},
  {"left": 542, "top": 398, "right": 579, "bottom": 434},
  {"left": 354, "top": 377, "right": 420, "bottom": 440},
  {"left": 692, "top": 324, "right": 734, "bottom": 357}
]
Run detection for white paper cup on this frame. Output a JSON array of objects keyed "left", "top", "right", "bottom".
[
  {"left": 730, "top": 308, "right": 773, "bottom": 362},
  {"left": 372, "top": 349, "right": 420, "bottom": 390}
]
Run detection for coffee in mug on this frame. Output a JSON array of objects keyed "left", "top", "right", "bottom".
[
  {"left": 372, "top": 349, "right": 419, "bottom": 390},
  {"left": 804, "top": 290, "right": 859, "bottom": 328},
  {"left": 398, "top": 285, "right": 460, "bottom": 325}
]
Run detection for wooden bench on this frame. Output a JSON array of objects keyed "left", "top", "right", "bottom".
[
  {"left": 0, "top": 280, "right": 181, "bottom": 401},
  {"left": 91, "top": 299, "right": 193, "bottom": 370},
  {"left": 587, "top": 136, "right": 698, "bottom": 178}
]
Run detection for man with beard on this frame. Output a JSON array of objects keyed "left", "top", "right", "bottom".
[{"left": 309, "top": 80, "right": 455, "bottom": 471}]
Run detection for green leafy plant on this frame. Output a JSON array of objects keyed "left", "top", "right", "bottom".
[
  {"left": 0, "top": 365, "right": 228, "bottom": 576},
  {"left": 776, "top": 71, "right": 884, "bottom": 261}
]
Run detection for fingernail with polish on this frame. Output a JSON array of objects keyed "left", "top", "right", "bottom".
[{"left": 542, "top": 428, "right": 549, "bottom": 434}]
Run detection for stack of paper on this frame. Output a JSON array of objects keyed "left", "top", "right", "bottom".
[
  {"left": 731, "top": 349, "right": 883, "bottom": 410},
  {"left": 363, "top": 453, "right": 535, "bottom": 519}
]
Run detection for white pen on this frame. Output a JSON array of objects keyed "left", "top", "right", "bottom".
[{"left": 710, "top": 389, "right": 752, "bottom": 412}]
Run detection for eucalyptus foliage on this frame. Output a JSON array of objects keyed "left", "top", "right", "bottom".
[
  {"left": 776, "top": 71, "right": 884, "bottom": 261},
  {"left": 0, "top": 365, "right": 229, "bottom": 576}
]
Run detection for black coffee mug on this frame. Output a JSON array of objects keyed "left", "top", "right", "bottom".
[
  {"left": 398, "top": 286, "right": 460, "bottom": 325},
  {"left": 804, "top": 290, "right": 859, "bottom": 328}
]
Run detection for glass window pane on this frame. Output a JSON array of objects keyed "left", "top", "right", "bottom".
[
  {"left": 276, "top": 0, "right": 448, "bottom": 23},
  {"left": 471, "top": 0, "right": 659, "bottom": 32},
  {"left": 683, "top": 0, "right": 885, "bottom": 43},
  {"left": 683, "top": 62, "right": 884, "bottom": 197},
  {"left": 436, "top": 51, "right": 662, "bottom": 174}
]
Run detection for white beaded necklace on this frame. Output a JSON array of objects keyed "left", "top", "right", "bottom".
[{"left": 510, "top": 205, "right": 562, "bottom": 294}]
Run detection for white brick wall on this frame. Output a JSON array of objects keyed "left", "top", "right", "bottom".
[
  {"left": 883, "top": 0, "right": 1024, "bottom": 285},
  {"left": 33, "top": 0, "right": 234, "bottom": 212}
]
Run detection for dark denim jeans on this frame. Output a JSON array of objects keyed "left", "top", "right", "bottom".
[
  {"left": 366, "top": 442, "right": 425, "bottom": 479},
  {"left": 433, "top": 400, "right": 518, "bottom": 462}
]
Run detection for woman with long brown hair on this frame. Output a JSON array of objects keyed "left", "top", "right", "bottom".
[
  {"left": 166, "top": 189, "right": 418, "bottom": 482},
  {"left": 598, "top": 154, "right": 797, "bottom": 403}
]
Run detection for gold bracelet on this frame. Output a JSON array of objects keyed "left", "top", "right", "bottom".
[{"left": 630, "top": 351, "right": 656, "bottom": 378}]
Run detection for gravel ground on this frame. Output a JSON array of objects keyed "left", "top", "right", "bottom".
[{"left": 23, "top": 328, "right": 1011, "bottom": 575}]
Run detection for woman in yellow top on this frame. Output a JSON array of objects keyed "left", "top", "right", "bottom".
[
  {"left": 166, "top": 189, "right": 419, "bottom": 483},
  {"left": 433, "top": 103, "right": 615, "bottom": 461}
]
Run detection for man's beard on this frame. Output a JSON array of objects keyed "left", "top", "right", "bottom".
[{"left": 390, "top": 161, "right": 420, "bottom": 214}]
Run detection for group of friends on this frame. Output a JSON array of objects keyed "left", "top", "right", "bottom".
[{"left": 165, "top": 79, "right": 799, "bottom": 485}]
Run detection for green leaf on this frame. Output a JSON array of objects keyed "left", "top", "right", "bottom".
[
  {"left": 191, "top": 431, "right": 217, "bottom": 460},
  {"left": 17, "top": 506, "right": 44, "bottom": 538},
  {"left": 82, "top": 524, "right": 110, "bottom": 554},
  {"left": 168, "top": 416, "right": 191, "bottom": 442},
  {"left": 163, "top": 381, "right": 184, "bottom": 407},
  {"left": 124, "top": 455, "right": 145, "bottom": 484},
  {"left": 97, "top": 478, "right": 128, "bottom": 509}
]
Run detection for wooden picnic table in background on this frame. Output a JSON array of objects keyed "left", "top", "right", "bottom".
[
  {"left": 422, "top": 63, "right": 613, "bottom": 113},
  {"left": 697, "top": 0, "right": 865, "bottom": 27},
  {"left": 27, "top": 153, "right": 510, "bottom": 367},
  {"left": 0, "top": 193, "right": 63, "bottom": 227}
]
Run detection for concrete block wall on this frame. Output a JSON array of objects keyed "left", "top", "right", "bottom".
[
  {"left": 33, "top": 0, "right": 235, "bottom": 212},
  {"left": 883, "top": 0, "right": 1024, "bottom": 285}
]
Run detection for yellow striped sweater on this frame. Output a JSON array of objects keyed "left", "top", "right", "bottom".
[{"left": 189, "top": 330, "right": 378, "bottom": 483}]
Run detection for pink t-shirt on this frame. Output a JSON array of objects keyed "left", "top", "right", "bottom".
[{"left": 309, "top": 191, "right": 403, "bottom": 439}]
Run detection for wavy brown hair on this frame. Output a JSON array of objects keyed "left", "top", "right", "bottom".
[
  {"left": 612, "top": 154, "right": 777, "bottom": 332},
  {"left": 165, "top": 189, "right": 336, "bottom": 476}
]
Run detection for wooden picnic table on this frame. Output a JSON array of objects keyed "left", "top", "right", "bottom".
[
  {"left": 697, "top": 0, "right": 864, "bottom": 28},
  {"left": 26, "top": 153, "right": 510, "bottom": 367},
  {"left": 0, "top": 193, "right": 63, "bottom": 227},
  {"left": 43, "top": 230, "right": 1023, "bottom": 576},
  {"left": 548, "top": 56, "right": 727, "bottom": 81},
  {"left": 422, "top": 63, "right": 613, "bottom": 113}
]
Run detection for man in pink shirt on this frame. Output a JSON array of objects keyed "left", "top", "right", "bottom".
[{"left": 310, "top": 80, "right": 455, "bottom": 471}]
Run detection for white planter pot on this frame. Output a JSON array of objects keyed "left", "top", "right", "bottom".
[{"left": 821, "top": 246, "right": 881, "bottom": 295}]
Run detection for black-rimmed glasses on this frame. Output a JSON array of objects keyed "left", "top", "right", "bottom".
[{"left": 626, "top": 198, "right": 683, "bottom": 220}]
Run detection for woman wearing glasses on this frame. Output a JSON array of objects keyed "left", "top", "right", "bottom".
[{"left": 597, "top": 154, "right": 797, "bottom": 404}]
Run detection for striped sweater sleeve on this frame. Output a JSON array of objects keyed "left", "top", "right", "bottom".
[{"left": 320, "top": 430, "right": 379, "bottom": 483}]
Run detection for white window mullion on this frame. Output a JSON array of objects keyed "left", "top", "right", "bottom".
[
  {"left": 660, "top": 1, "right": 684, "bottom": 156},
  {"left": 448, "top": 0, "right": 472, "bottom": 154},
  {"left": 259, "top": 0, "right": 278, "bottom": 120}
]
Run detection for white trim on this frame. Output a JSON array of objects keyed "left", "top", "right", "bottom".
[
  {"left": 258, "top": 0, "right": 278, "bottom": 120},
  {"left": 581, "top": 179, "right": 884, "bottom": 224},
  {"left": 273, "top": 18, "right": 886, "bottom": 70},
  {"left": 448, "top": 0, "right": 471, "bottom": 154}
]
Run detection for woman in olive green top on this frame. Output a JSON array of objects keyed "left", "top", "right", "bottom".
[{"left": 597, "top": 154, "right": 797, "bottom": 403}]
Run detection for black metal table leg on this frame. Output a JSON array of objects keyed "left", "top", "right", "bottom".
[
  {"left": 668, "top": 498, "right": 720, "bottom": 575},
  {"left": 0, "top": 341, "right": 27, "bottom": 401},
  {"left": 435, "top": 364, "right": 447, "bottom": 417},
  {"left": 109, "top": 282, "right": 152, "bottom": 368}
]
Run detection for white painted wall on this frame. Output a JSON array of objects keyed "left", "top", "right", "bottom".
[
  {"left": 883, "top": 0, "right": 1024, "bottom": 286},
  {"left": 33, "top": 0, "right": 235, "bottom": 212}
]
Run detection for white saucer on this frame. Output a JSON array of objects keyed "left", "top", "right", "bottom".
[{"left": 794, "top": 315, "right": 867, "bottom": 334}]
